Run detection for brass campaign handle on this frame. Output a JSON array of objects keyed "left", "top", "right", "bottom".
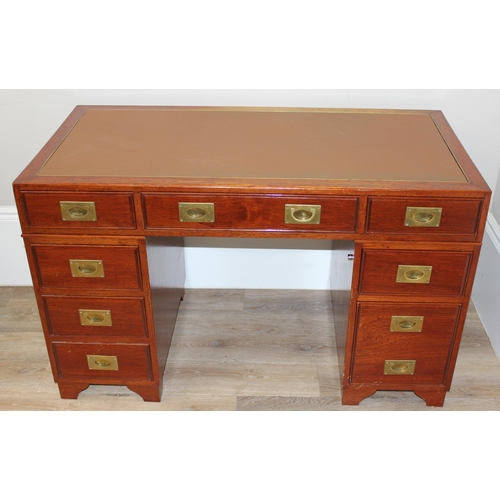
[
  {"left": 284, "top": 205, "right": 321, "bottom": 224},
  {"left": 405, "top": 207, "right": 442, "bottom": 227},
  {"left": 79, "top": 309, "right": 112, "bottom": 327},
  {"left": 60, "top": 201, "right": 97, "bottom": 221},
  {"left": 396, "top": 265, "right": 432, "bottom": 284},
  {"left": 69, "top": 260, "right": 105, "bottom": 278},
  {"left": 178, "top": 203, "right": 215, "bottom": 222}
]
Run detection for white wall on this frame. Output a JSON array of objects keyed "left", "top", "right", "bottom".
[
  {"left": 473, "top": 216, "right": 500, "bottom": 359},
  {"left": 491, "top": 166, "right": 500, "bottom": 220},
  {"left": 2, "top": 90, "right": 500, "bottom": 294}
]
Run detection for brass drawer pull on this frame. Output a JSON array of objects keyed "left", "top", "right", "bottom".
[
  {"left": 79, "top": 309, "right": 112, "bottom": 327},
  {"left": 179, "top": 202, "right": 215, "bottom": 222},
  {"left": 60, "top": 201, "right": 97, "bottom": 221},
  {"left": 284, "top": 204, "right": 321, "bottom": 224},
  {"left": 69, "top": 260, "right": 105, "bottom": 278},
  {"left": 390, "top": 316, "right": 424, "bottom": 332},
  {"left": 396, "top": 265, "right": 432, "bottom": 284},
  {"left": 87, "top": 355, "right": 119, "bottom": 371},
  {"left": 384, "top": 360, "right": 416, "bottom": 375},
  {"left": 405, "top": 207, "right": 442, "bottom": 227}
]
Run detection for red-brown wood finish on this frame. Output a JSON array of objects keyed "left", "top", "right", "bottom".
[
  {"left": 21, "top": 191, "right": 136, "bottom": 230},
  {"left": 12, "top": 106, "right": 491, "bottom": 406},
  {"left": 143, "top": 194, "right": 359, "bottom": 233},
  {"left": 351, "top": 303, "right": 461, "bottom": 385},
  {"left": 42, "top": 296, "right": 149, "bottom": 338},
  {"left": 358, "top": 248, "right": 473, "bottom": 297},
  {"left": 52, "top": 342, "right": 153, "bottom": 381},
  {"left": 31, "top": 243, "right": 144, "bottom": 291},
  {"left": 366, "top": 197, "right": 483, "bottom": 238}
]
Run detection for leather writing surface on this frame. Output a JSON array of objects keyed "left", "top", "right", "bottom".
[{"left": 37, "top": 108, "right": 467, "bottom": 183}]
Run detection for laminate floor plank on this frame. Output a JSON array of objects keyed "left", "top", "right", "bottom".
[
  {"left": 317, "top": 364, "right": 342, "bottom": 397},
  {"left": 163, "top": 362, "right": 321, "bottom": 397},
  {"left": 170, "top": 315, "right": 336, "bottom": 365},
  {"left": 0, "top": 389, "right": 236, "bottom": 411},
  {"left": 1, "top": 286, "right": 500, "bottom": 411},
  {"left": 0, "top": 287, "right": 42, "bottom": 333},
  {"left": 178, "top": 289, "right": 246, "bottom": 312}
]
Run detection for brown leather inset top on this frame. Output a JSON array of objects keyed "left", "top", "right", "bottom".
[{"left": 37, "top": 108, "right": 467, "bottom": 183}]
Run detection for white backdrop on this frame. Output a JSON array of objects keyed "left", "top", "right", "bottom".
[{"left": 2, "top": 5, "right": 500, "bottom": 478}]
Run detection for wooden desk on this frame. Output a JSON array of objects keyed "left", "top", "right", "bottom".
[{"left": 13, "top": 106, "right": 491, "bottom": 406}]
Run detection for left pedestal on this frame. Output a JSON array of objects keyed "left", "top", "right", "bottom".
[{"left": 23, "top": 235, "right": 185, "bottom": 402}]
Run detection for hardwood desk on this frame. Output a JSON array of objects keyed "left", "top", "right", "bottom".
[{"left": 13, "top": 106, "right": 491, "bottom": 406}]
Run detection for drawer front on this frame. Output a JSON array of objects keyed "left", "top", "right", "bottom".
[
  {"left": 366, "top": 197, "right": 482, "bottom": 236},
  {"left": 32, "top": 244, "right": 143, "bottom": 290},
  {"left": 359, "top": 249, "right": 472, "bottom": 296},
  {"left": 43, "top": 296, "right": 148, "bottom": 338},
  {"left": 52, "top": 342, "right": 153, "bottom": 381},
  {"left": 22, "top": 191, "right": 136, "bottom": 229},
  {"left": 143, "top": 194, "right": 358, "bottom": 233},
  {"left": 351, "top": 302, "right": 461, "bottom": 384}
]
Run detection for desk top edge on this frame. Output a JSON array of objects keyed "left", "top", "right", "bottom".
[{"left": 13, "top": 105, "right": 491, "bottom": 196}]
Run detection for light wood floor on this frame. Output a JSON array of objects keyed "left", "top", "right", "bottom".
[{"left": 1, "top": 286, "right": 500, "bottom": 410}]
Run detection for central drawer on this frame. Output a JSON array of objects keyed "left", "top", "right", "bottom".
[{"left": 143, "top": 194, "right": 359, "bottom": 232}]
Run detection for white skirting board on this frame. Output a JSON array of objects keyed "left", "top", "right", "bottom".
[
  {"left": 3, "top": 205, "right": 500, "bottom": 362},
  {"left": 0, "top": 207, "right": 32, "bottom": 286}
]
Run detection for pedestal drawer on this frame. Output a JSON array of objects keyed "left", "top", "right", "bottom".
[
  {"left": 43, "top": 296, "right": 148, "bottom": 338},
  {"left": 366, "top": 197, "right": 482, "bottom": 237},
  {"left": 21, "top": 191, "right": 136, "bottom": 230},
  {"left": 32, "top": 244, "right": 143, "bottom": 290},
  {"left": 351, "top": 302, "right": 461, "bottom": 384},
  {"left": 359, "top": 249, "right": 473, "bottom": 297},
  {"left": 52, "top": 342, "right": 153, "bottom": 381}
]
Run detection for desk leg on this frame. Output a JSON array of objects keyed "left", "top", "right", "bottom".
[
  {"left": 58, "top": 381, "right": 90, "bottom": 399},
  {"left": 341, "top": 385, "right": 378, "bottom": 405},
  {"left": 342, "top": 386, "right": 447, "bottom": 406},
  {"left": 57, "top": 381, "right": 162, "bottom": 402},
  {"left": 413, "top": 388, "right": 446, "bottom": 407},
  {"left": 126, "top": 383, "right": 162, "bottom": 402}
]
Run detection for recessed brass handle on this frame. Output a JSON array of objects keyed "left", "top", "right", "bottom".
[
  {"left": 406, "top": 270, "right": 424, "bottom": 280},
  {"left": 79, "top": 309, "right": 112, "bottom": 327},
  {"left": 414, "top": 212, "right": 433, "bottom": 223},
  {"left": 69, "top": 260, "right": 105, "bottom": 278},
  {"left": 396, "top": 265, "right": 432, "bottom": 284},
  {"left": 70, "top": 207, "right": 88, "bottom": 217},
  {"left": 384, "top": 360, "right": 416, "bottom": 375},
  {"left": 284, "top": 204, "right": 321, "bottom": 224},
  {"left": 87, "top": 355, "right": 119, "bottom": 371},
  {"left": 399, "top": 320, "right": 416, "bottom": 328},
  {"left": 390, "top": 316, "right": 424, "bottom": 332},
  {"left": 95, "top": 359, "right": 111, "bottom": 366},
  {"left": 187, "top": 208, "right": 207, "bottom": 219},
  {"left": 405, "top": 207, "right": 442, "bottom": 227},
  {"left": 179, "top": 202, "right": 215, "bottom": 222},
  {"left": 79, "top": 265, "right": 97, "bottom": 274},
  {"left": 60, "top": 201, "right": 97, "bottom": 221}
]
